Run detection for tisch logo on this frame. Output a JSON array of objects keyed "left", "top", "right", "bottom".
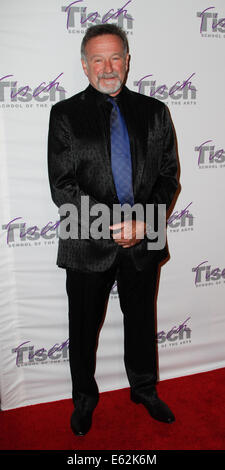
[
  {"left": 195, "top": 140, "right": 225, "bottom": 169},
  {"left": 197, "top": 6, "right": 225, "bottom": 37},
  {"left": 192, "top": 261, "right": 225, "bottom": 287},
  {"left": 1, "top": 217, "right": 60, "bottom": 248},
  {"left": 134, "top": 73, "right": 197, "bottom": 104},
  {"left": 12, "top": 339, "right": 69, "bottom": 367},
  {"left": 167, "top": 202, "right": 194, "bottom": 233},
  {"left": 62, "top": 0, "right": 134, "bottom": 34},
  {"left": 156, "top": 316, "right": 191, "bottom": 349},
  {"left": 0, "top": 73, "right": 66, "bottom": 108}
]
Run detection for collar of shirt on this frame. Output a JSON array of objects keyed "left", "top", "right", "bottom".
[{"left": 87, "top": 83, "right": 127, "bottom": 108}]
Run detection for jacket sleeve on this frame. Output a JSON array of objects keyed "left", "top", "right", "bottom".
[{"left": 148, "top": 104, "right": 179, "bottom": 212}]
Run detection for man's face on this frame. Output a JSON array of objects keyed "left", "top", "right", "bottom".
[{"left": 81, "top": 34, "right": 129, "bottom": 96}]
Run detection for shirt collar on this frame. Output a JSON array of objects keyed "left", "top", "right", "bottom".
[{"left": 87, "top": 83, "right": 127, "bottom": 106}]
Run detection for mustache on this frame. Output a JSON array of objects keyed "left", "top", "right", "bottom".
[{"left": 98, "top": 72, "right": 119, "bottom": 79}]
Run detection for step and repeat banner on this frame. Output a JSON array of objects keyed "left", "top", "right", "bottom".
[{"left": 0, "top": 0, "right": 225, "bottom": 410}]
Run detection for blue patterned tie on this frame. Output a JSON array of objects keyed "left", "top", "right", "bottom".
[{"left": 108, "top": 97, "right": 134, "bottom": 206}]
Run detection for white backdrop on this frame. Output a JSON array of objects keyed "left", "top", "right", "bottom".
[{"left": 0, "top": 0, "right": 225, "bottom": 410}]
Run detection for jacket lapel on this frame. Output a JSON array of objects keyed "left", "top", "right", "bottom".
[
  {"left": 120, "top": 87, "right": 147, "bottom": 201},
  {"left": 85, "top": 86, "right": 120, "bottom": 203}
]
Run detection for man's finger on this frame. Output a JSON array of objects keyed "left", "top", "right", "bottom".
[{"left": 109, "top": 222, "right": 124, "bottom": 230}]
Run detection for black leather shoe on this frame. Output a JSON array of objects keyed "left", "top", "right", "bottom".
[
  {"left": 131, "top": 389, "right": 175, "bottom": 424},
  {"left": 70, "top": 406, "right": 94, "bottom": 436}
]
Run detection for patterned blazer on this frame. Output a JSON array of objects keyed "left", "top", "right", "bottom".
[{"left": 48, "top": 84, "right": 179, "bottom": 272}]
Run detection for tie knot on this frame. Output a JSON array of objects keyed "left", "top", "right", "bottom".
[{"left": 107, "top": 96, "right": 117, "bottom": 109}]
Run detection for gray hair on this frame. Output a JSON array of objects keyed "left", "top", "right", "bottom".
[{"left": 81, "top": 24, "right": 129, "bottom": 61}]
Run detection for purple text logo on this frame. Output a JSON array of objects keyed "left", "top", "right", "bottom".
[
  {"left": 195, "top": 140, "right": 225, "bottom": 166},
  {"left": 134, "top": 73, "right": 197, "bottom": 101},
  {"left": 167, "top": 202, "right": 194, "bottom": 231},
  {"left": 12, "top": 339, "right": 69, "bottom": 367},
  {"left": 0, "top": 73, "right": 66, "bottom": 104},
  {"left": 197, "top": 6, "right": 225, "bottom": 34},
  {"left": 156, "top": 317, "right": 191, "bottom": 345},
  {"left": 192, "top": 261, "right": 225, "bottom": 286},
  {"left": 62, "top": 0, "right": 133, "bottom": 31},
  {"left": 2, "top": 218, "right": 60, "bottom": 245}
]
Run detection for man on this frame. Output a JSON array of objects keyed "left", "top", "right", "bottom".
[{"left": 48, "top": 24, "right": 179, "bottom": 436}]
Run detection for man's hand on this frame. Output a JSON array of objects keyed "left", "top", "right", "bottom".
[{"left": 109, "top": 220, "right": 146, "bottom": 248}]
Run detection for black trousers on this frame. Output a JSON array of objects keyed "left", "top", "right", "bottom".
[{"left": 66, "top": 249, "right": 159, "bottom": 409}]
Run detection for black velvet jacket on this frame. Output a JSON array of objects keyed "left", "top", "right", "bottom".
[{"left": 48, "top": 84, "right": 179, "bottom": 271}]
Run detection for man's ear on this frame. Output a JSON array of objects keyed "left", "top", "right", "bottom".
[
  {"left": 125, "top": 54, "right": 130, "bottom": 72},
  {"left": 81, "top": 58, "right": 88, "bottom": 77}
]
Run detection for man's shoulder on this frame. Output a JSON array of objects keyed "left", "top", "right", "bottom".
[
  {"left": 124, "top": 86, "right": 166, "bottom": 111},
  {"left": 50, "top": 87, "right": 90, "bottom": 115}
]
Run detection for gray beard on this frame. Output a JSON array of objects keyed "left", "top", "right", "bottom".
[{"left": 97, "top": 76, "right": 122, "bottom": 95}]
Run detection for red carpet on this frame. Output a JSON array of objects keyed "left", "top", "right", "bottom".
[{"left": 0, "top": 368, "right": 224, "bottom": 451}]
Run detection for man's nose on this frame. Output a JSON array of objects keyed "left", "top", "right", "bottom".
[{"left": 104, "top": 59, "right": 113, "bottom": 73}]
